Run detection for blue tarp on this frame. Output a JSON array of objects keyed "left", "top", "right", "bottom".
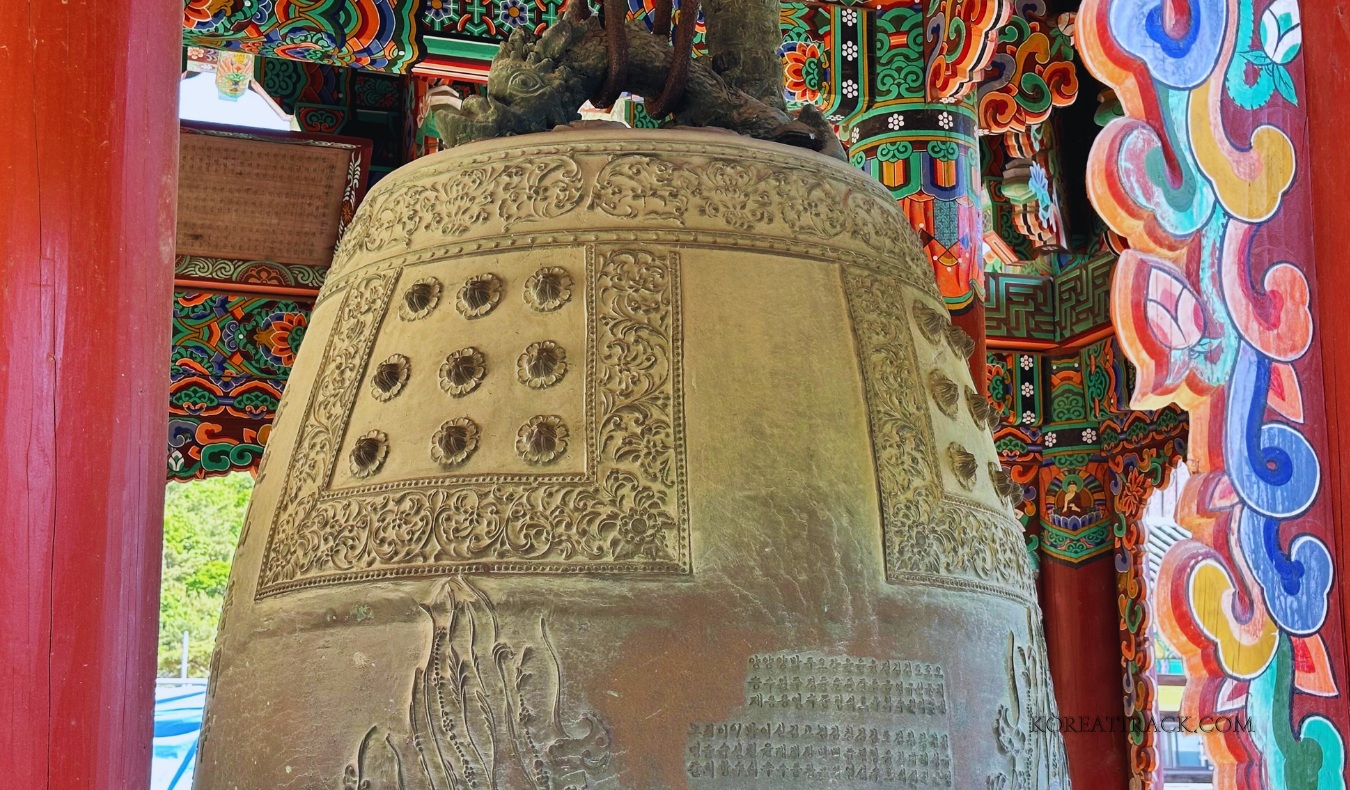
[{"left": 151, "top": 682, "right": 205, "bottom": 790}]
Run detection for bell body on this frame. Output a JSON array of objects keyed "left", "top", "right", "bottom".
[{"left": 197, "top": 128, "right": 1068, "bottom": 789}]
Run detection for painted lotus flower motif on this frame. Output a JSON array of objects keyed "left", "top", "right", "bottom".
[
  {"left": 780, "top": 40, "right": 827, "bottom": 104},
  {"left": 1114, "top": 467, "right": 1153, "bottom": 519},
  {"left": 254, "top": 312, "right": 308, "bottom": 367},
  {"left": 184, "top": 0, "right": 237, "bottom": 29},
  {"left": 425, "top": 0, "right": 454, "bottom": 24},
  {"left": 498, "top": 0, "right": 532, "bottom": 29},
  {"left": 1260, "top": 0, "right": 1302, "bottom": 65},
  {"left": 214, "top": 52, "right": 254, "bottom": 100},
  {"left": 1028, "top": 162, "right": 1051, "bottom": 206},
  {"left": 1143, "top": 265, "right": 1204, "bottom": 351}
]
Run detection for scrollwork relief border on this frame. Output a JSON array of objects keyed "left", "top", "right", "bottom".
[
  {"left": 327, "top": 135, "right": 935, "bottom": 300},
  {"left": 842, "top": 265, "right": 1037, "bottom": 604}
]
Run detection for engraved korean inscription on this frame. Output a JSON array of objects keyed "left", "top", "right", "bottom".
[{"left": 687, "top": 652, "right": 955, "bottom": 788}]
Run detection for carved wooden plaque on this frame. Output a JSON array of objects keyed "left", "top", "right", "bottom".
[{"left": 175, "top": 123, "right": 370, "bottom": 267}]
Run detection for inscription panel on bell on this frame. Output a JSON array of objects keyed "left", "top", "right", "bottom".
[{"left": 687, "top": 651, "right": 954, "bottom": 788}]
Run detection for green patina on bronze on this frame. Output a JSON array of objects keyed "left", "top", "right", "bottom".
[{"left": 432, "top": 2, "right": 844, "bottom": 160}]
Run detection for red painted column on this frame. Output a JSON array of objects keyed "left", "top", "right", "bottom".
[
  {"left": 0, "top": 1, "right": 180, "bottom": 786},
  {"left": 1033, "top": 455, "right": 1131, "bottom": 787},
  {"left": 952, "top": 301, "right": 987, "bottom": 396},
  {"left": 1040, "top": 553, "right": 1132, "bottom": 786},
  {"left": 1304, "top": 0, "right": 1350, "bottom": 694}
]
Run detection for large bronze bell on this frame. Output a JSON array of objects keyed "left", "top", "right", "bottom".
[{"left": 195, "top": 128, "right": 1068, "bottom": 789}]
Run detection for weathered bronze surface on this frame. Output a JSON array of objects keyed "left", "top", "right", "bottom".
[
  {"left": 196, "top": 128, "right": 1068, "bottom": 789},
  {"left": 430, "top": 4, "right": 843, "bottom": 160}
]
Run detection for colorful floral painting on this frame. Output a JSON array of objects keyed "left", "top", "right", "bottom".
[
  {"left": 183, "top": 0, "right": 421, "bottom": 73},
  {"left": 780, "top": 39, "right": 827, "bottom": 104},
  {"left": 497, "top": 0, "right": 531, "bottom": 29},
  {"left": 168, "top": 292, "right": 312, "bottom": 481}
]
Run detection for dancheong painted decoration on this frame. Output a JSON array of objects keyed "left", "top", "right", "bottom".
[
  {"left": 183, "top": 0, "right": 421, "bottom": 72},
  {"left": 161, "top": 0, "right": 1350, "bottom": 785},
  {"left": 169, "top": 291, "right": 313, "bottom": 481},
  {"left": 1081, "top": 0, "right": 1346, "bottom": 785}
]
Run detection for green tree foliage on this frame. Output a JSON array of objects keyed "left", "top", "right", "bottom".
[{"left": 159, "top": 473, "right": 253, "bottom": 677}]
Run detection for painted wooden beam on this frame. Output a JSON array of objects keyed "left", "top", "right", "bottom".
[{"left": 1082, "top": 0, "right": 1350, "bottom": 783}]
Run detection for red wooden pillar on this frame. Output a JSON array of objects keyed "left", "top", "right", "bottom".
[
  {"left": 1304, "top": 0, "right": 1350, "bottom": 696},
  {"left": 1040, "top": 553, "right": 1132, "bottom": 785},
  {"left": 952, "top": 300, "right": 987, "bottom": 396},
  {"left": 1034, "top": 457, "right": 1131, "bottom": 787},
  {"left": 0, "top": 1, "right": 180, "bottom": 786}
]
